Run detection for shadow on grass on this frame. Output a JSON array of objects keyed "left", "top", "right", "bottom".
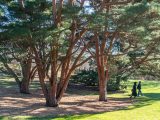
[
  {"left": 0, "top": 114, "right": 95, "bottom": 120},
  {"left": 0, "top": 116, "right": 10, "bottom": 120},
  {"left": 122, "top": 92, "right": 160, "bottom": 111},
  {"left": 143, "top": 93, "right": 160, "bottom": 99},
  {"left": 25, "top": 114, "right": 94, "bottom": 120},
  {"left": 0, "top": 78, "right": 41, "bottom": 90},
  {"left": 0, "top": 78, "right": 17, "bottom": 89},
  {"left": 0, "top": 78, "right": 160, "bottom": 120},
  {"left": 1, "top": 95, "right": 156, "bottom": 120},
  {"left": 19, "top": 92, "right": 160, "bottom": 120},
  {"left": 67, "top": 84, "right": 127, "bottom": 96},
  {"left": 0, "top": 78, "right": 131, "bottom": 117}
]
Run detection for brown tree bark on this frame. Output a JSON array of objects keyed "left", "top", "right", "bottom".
[
  {"left": 30, "top": 0, "right": 92, "bottom": 107},
  {"left": 0, "top": 54, "right": 35, "bottom": 94},
  {"left": 32, "top": 28, "right": 90, "bottom": 106},
  {"left": 94, "top": 32, "right": 111, "bottom": 101},
  {"left": 19, "top": 78, "right": 30, "bottom": 94},
  {"left": 19, "top": 58, "right": 33, "bottom": 94},
  {"left": 99, "top": 77, "right": 107, "bottom": 101}
]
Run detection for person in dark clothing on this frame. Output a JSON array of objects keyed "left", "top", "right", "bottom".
[
  {"left": 130, "top": 82, "right": 137, "bottom": 99},
  {"left": 137, "top": 81, "right": 143, "bottom": 96}
]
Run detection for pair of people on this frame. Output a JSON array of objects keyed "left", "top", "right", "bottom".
[{"left": 130, "top": 81, "right": 143, "bottom": 99}]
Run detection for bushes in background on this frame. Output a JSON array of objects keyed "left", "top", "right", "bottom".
[{"left": 70, "top": 69, "right": 127, "bottom": 91}]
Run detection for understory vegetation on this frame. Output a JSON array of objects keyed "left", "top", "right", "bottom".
[{"left": 70, "top": 69, "right": 128, "bottom": 91}]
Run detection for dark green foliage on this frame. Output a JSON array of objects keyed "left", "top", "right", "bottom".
[
  {"left": 70, "top": 70, "right": 98, "bottom": 86},
  {"left": 131, "top": 62, "right": 160, "bottom": 80},
  {"left": 0, "top": 6, "right": 4, "bottom": 17},
  {"left": 70, "top": 70, "right": 127, "bottom": 91},
  {"left": 88, "top": 12, "right": 106, "bottom": 28},
  {"left": 128, "top": 50, "right": 145, "bottom": 58},
  {"left": 62, "top": 5, "right": 81, "bottom": 17},
  {"left": 118, "top": 2, "right": 149, "bottom": 22},
  {"left": 107, "top": 77, "right": 124, "bottom": 91}
]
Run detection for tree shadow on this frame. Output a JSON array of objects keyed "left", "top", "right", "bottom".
[
  {"left": 0, "top": 84, "right": 132, "bottom": 117},
  {"left": 122, "top": 92, "right": 160, "bottom": 111},
  {"left": 0, "top": 79, "right": 17, "bottom": 89},
  {"left": 0, "top": 78, "right": 160, "bottom": 119},
  {"left": 143, "top": 93, "right": 160, "bottom": 100},
  {"left": 67, "top": 84, "right": 126, "bottom": 96},
  {"left": 0, "top": 92, "right": 159, "bottom": 120}
]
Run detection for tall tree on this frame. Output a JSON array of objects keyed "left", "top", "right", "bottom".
[
  {"left": 87, "top": 0, "right": 160, "bottom": 101},
  {"left": 31, "top": 0, "right": 93, "bottom": 107},
  {"left": 0, "top": 1, "right": 36, "bottom": 93},
  {"left": 1, "top": 0, "right": 92, "bottom": 106}
]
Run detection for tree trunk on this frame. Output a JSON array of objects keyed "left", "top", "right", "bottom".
[
  {"left": 46, "top": 78, "right": 59, "bottom": 107},
  {"left": 19, "top": 79, "right": 30, "bottom": 94},
  {"left": 20, "top": 59, "right": 32, "bottom": 94},
  {"left": 46, "top": 92, "right": 58, "bottom": 107},
  {"left": 94, "top": 32, "right": 108, "bottom": 101},
  {"left": 2, "top": 57, "right": 32, "bottom": 94},
  {"left": 99, "top": 78, "right": 107, "bottom": 101},
  {"left": 46, "top": 99, "right": 58, "bottom": 107}
]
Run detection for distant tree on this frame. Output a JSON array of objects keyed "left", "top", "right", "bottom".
[
  {"left": 0, "top": 46, "right": 36, "bottom": 94},
  {"left": 0, "top": 1, "right": 36, "bottom": 94}
]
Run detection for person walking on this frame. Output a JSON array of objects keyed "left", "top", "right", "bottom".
[
  {"left": 137, "top": 81, "right": 143, "bottom": 96},
  {"left": 130, "top": 82, "right": 137, "bottom": 99}
]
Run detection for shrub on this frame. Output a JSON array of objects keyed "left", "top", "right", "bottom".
[
  {"left": 70, "top": 69, "right": 127, "bottom": 91},
  {"left": 70, "top": 70, "right": 98, "bottom": 86}
]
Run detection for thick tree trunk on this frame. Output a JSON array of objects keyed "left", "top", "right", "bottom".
[
  {"left": 99, "top": 79, "right": 107, "bottom": 101},
  {"left": 46, "top": 78, "right": 59, "bottom": 107},
  {"left": 46, "top": 99, "right": 58, "bottom": 107},
  {"left": 19, "top": 79, "right": 30, "bottom": 94},
  {"left": 19, "top": 58, "right": 32, "bottom": 94},
  {"left": 46, "top": 93, "right": 58, "bottom": 107},
  {"left": 94, "top": 32, "right": 108, "bottom": 101},
  {"left": 1, "top": 56, "right": 32, "bottom": 94}
]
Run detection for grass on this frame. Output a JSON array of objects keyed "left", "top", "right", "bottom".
[
  {"left": 0, "top": 77, "right": 41, "bottom": 90},
  {"left": 0, "top": 80, "right": 160, "bottom": 120}
]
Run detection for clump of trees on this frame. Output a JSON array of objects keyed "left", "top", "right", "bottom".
[{"left": 0, "top": 0, "right": 160, "bottom": 106}]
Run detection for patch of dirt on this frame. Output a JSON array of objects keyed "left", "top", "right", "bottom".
[{"left": 0, "top": 86, "right": 132, "bottom": 117}]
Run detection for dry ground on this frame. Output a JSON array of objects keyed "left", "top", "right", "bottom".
[{"left": 0, "top": 81, "right": 132, "bottom": 117}]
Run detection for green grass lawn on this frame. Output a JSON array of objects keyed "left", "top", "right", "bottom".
[{"left": 0, "top": 80, "right": 160, "bottom": 120}]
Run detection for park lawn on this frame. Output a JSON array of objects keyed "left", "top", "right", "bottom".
[{"left": 0, "top": 80, "right": 160, "bottom": 120}]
